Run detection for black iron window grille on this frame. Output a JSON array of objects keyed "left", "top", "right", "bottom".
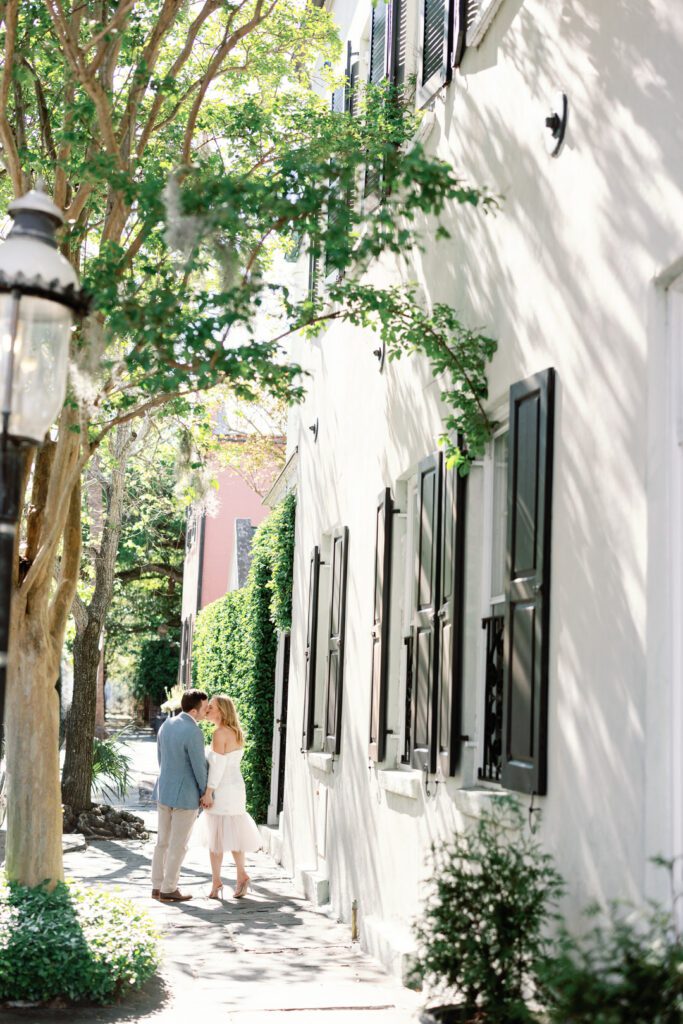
[{"left": 479, "top": 613, "right": 504, "bottom": 782}]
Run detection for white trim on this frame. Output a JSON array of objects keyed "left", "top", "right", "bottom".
[
  {"left": 308, "top": 751, "right": 334, "bottom": 773},
  {"left": 466, "top": 0, "right": 507, "bottom": 50},
  {"left": 668, "top": 280, "right": 683, "bottom": 921},
  {"left": 377, "top": 768, "right": 421, "bottom": 799}
]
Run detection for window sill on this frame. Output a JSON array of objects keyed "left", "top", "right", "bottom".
[
  {"left": 451, "top": 785, "right": 517, "bottom": 819},
  {"left": 377, "top": 769, "right": 421, "bottom": 800},
  {"left": 307, "top": 752, "right": 334, "bottom": 774}
]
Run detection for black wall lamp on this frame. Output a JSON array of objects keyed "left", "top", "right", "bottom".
[
  {"left": 308, "top": 418, "right": 319, "bottom": 443},
  {"left": 544, "top": 92, "right": 568, "bottom": 157}
]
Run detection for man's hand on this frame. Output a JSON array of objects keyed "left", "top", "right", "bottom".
[{"left": 201, "top": 791, "right": 214, "bottom": 808}]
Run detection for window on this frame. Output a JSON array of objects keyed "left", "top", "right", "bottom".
[
  {"left": 401, "top": 452, "right": 467, "bottom": 772},
  {"left": 369, "top": 489, "right": 394, "bottom": 762},
  {"left": 323, "top": 528, "right": 349, "bottom": 754},
  {"left": 479, "top": 368, "right": 556, "bottom": 794},
  {"left": 301, "top": 546, "right": 321, "bottom": 750},
  {"left": 417, "top": 0, "right": 451, "bottom": 108},
  {"left": 365, "top": 0, "right": 407, "bottom": 198}
]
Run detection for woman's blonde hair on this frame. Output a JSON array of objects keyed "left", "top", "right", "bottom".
[{"left": 212, "top": 694, "right": 245, "bottom": 746}]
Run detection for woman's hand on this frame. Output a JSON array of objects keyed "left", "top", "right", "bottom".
[{"left": 201, "top": 790, "right": 214, "bottom": 808}]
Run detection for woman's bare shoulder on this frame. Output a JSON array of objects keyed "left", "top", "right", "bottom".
[
  {"left": 212, "top": 725, "right": 231, "bottom": 754},
  {"left": 224, "top": 725, "right": 242, "bottom": 752}
]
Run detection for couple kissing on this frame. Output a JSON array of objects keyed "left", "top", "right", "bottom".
[{"left": 151, "top": 689, "right": 261, "bottom": 902}]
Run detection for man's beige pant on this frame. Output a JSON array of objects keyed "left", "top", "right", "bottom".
[{"left": 151, "top": 804, "right": 198, "bottom": 893}]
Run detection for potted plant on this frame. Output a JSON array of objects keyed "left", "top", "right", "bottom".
[{"left": 410, "top": 798, "right": 565, "bottom": 1024}]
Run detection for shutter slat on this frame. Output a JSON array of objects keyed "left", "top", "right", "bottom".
[
  {"left": 302, "top": 546, "right": 321, "bottom": 750},
  {"left": 369, "top": 489, "right": 394, "bottom": 762},
  {"left": 501, "top": 368, "right": 555, "bottom": 794}
]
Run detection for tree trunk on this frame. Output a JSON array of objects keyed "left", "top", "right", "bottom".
[
  {"left": 61, "top": 618, "right": 102, "bottom": 812},
  {"left": 4, "top": 605, "right": 64, "bottom": 888},
  {"left": 61, "top": 424, "right": 133, "bottom": 815},
  {"left": 95, "top": 646, "right": 106, "bottom": 737}
]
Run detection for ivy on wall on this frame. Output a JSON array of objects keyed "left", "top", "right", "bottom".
[{"left": 192, "top": 492, "right": 296, "bottom": 821}]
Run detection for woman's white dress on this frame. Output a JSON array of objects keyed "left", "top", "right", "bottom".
[{"left": 192, "top": 748, "right": 262, "bottom": 854}]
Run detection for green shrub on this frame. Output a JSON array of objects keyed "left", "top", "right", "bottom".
[
  {"left": 542, "top": 894, "right": 683, "bottom": 1024},
  {"left": 192, "top": 493, "right": 295, "bottom": 822},
  {"left": 91, "top": 729, "right": 133, "bottom": 801},
  {"left": 411, "top": 799, "right": 565, "bottom": 1023},
  {"left": 0, "top": 874, "right": 159, "bottom": 1005},
  {"left": 130, "top": 637, "right": 179, "bottom": 706}
]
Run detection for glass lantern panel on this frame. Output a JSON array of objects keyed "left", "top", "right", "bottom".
[{"left": 0, "top": 294, "right": 72, "bottom": 442}]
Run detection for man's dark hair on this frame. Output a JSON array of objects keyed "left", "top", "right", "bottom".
[{"left": 181, "top": 688, "right": 208, "bottom": 713}]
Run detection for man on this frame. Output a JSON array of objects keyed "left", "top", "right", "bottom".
[{"left": 151, "top": 688, "right": 209, "bottom": 902}]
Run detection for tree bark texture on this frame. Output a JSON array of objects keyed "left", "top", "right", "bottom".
[
  {"left": 62, "top": 426, "right": 132, "bottom": 814},
  {"left": 4, "top": 609, "right": 63, "bottom": 887}
]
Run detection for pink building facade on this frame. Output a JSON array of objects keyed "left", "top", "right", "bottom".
[{"left": 179, "top": 468, "right": 271, "bottom": 686}]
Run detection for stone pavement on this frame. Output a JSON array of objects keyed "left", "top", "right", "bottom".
[{"left": 1, "top": 732, "right": 424, "bottom": 1024}]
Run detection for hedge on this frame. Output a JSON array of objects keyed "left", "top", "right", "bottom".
[
  {"left": 192, "top": 492, "right": 295, "bottom": 822},
  {"left": 130, "top": 637, "right": 179, "bottom": 705}
]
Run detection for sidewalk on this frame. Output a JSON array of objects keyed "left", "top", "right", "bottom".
[{"left": 1, "top": 734, "right": 423, "bottom": 1023}]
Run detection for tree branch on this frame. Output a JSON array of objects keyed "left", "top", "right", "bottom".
[
  {"left": 49, "top": 473, "right": 82, "bottom": 637},
  {"left": 181, "top": 0, "right": 276, "bottom": 165},
  {"left": 136, "top": 0, "right": 220, "bottom": 158},
  {"left": 0, "top": 0, "right": 25, "bottom": 195},
  {"left": 24, "top": 440, "right": 57, "bottom": 569},
  {"left": 116, "top": 562, "right": 184, "bottom": 584}
]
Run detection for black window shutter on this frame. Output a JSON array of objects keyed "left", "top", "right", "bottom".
[
  {"left": 501, "top": 368, "right": 555, "bottom": 795},
  {"left": 388, "top": 0, "right": 407, "bottom": 85},
  {"left": 302, "top": 546, "right": 321, "bottom": 751},
  {"left": 345, "top": 40, "right": 360, "bottom": 116},
  {"left": 436, "top": 458, "right": 467, "bottom": 776},
  {"left": 411, "top": 453, "right": 442, "bottom": 771},
  {"left": 324, "top": 527, "right": 349, "bottom": 754},
  {"left": 452, "top": 0, "right": 472, "bottom": 67},
  {"left": 418, "top": 0, "right": 452, "bottom": 108},
  {"left": 369, "top": 489, "right": 394, "bottom": 762}
]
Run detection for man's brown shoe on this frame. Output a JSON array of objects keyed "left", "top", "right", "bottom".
[
  {"left": 151, "top": 889, "right": 160, "bottom": 899},
  {"left": 159, "top": 889, "right": 192, "bottom": 902}
]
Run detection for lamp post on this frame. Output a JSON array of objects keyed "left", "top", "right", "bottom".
[{"left": 0, "top": 185, "right": 89, "bottom": 742}]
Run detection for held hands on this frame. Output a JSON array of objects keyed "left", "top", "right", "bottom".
[{"left": 201, "top": 790, "right": 214, "bottom": 809}]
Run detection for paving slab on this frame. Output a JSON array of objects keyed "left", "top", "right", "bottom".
[{"left": 1, "top": 819, "right": 422, "bottom": 1024}]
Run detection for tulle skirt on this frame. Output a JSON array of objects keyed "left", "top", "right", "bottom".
[{"left": 192, "top": 809, "right": 262, "bottom": 854}]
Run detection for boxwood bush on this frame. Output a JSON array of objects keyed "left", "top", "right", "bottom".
[
  {"left": 0, "top": 874, "right": 159, "bottom": 1005},
  {"left": 192, "top": 492, "right": 295, "bottom": 822}
]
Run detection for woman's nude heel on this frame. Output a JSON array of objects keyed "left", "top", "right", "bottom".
[
  {"left": 208, "top": 883, "right": 224, "bottom": 900},
  {"left": 233, "top": 876, "right": 250, "bottom": 899}
]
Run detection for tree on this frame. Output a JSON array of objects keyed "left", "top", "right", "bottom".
[{"left": 0, "top": 0, "right": 493, "bottom": 887}]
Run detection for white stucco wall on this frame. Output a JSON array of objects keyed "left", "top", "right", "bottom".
[{"left": 272, "top": 0, "right": 683, "bottom": 968}]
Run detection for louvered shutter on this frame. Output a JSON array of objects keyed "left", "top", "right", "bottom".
[
  {"left": 307, "top": 246, "right": 321, "bottom": 300},
  {"left": 369, "top": 489, "right": 394, "bottom": 762},
  {"left": 369, "top": 2, "right": 389, "bottom": 84},
  {"left": 411, "top": 453, "right": 442, "bottom": 771},
  {"left": 501, "top": 368, "right": 555, "bottom": 795},
  {"left": 345, "top": 40, "right": 360, "bottom": 116},
  {"left": 324, "top": 528, "right": 349, "bottom": 754},
  {"left": 302, "top": 546, "right": 320, "bottom": 751},
  {"left": 436, "top": 459, "right": 467, "bottom": 776},
  {"left": 418, "top": 0, "right": 452, "bottom": 108},
  {"left": 452, "top": 0, "right": 471, "bottom": 67},
  {"left": 389, "top": 0, "right": 407, "bottom": 85}
]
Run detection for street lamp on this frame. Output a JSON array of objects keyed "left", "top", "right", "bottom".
[{"left": 0, "top": 185, "right": 89, "bottom": 739}]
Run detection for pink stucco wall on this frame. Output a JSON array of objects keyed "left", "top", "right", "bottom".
[{"left": 199, "top": 470, "right": 270, "bottom": 609}]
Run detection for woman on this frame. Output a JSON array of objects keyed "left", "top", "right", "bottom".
[{"left": 193, "top": 694, "right": 261, "bottom": 899}]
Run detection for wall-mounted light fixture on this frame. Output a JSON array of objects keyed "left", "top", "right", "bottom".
[
  {"left": 308, "top": 418, "right": 319, "bottom": 443},
  {"left": 544, "top": 92, "right": 568, "bottom": 157}
]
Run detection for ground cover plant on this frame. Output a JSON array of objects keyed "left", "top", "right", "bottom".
[{"left": 0, "top": 873, "right": 159, "bottom": 1005}]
